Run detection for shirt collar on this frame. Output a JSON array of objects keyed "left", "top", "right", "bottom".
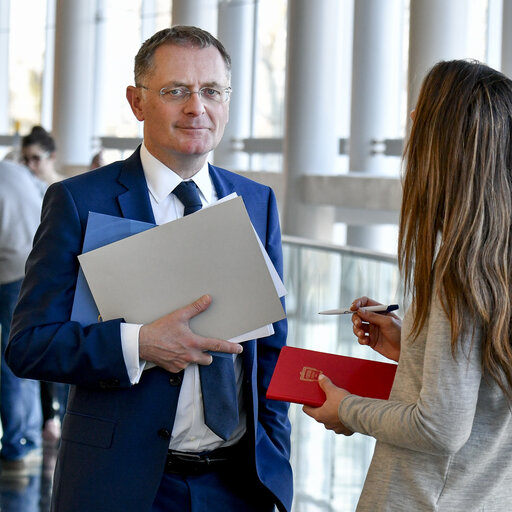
[{"left": 140, "top": 143, "right": 213, "bottom": 204}]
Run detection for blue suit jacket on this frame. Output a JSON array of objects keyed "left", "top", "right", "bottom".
[{"left": 7, "top": 149, "right": 293, "bottom": 511}]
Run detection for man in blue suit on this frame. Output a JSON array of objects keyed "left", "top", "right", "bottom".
[{"left": 7, "top": 26, "right": 292, "bottom": 511}]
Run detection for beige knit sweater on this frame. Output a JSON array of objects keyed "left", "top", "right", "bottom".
[{"left": 340, "top": 296, "right": 512, "bottom": 511}]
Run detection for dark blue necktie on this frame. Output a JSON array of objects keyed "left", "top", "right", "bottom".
[
  {"left": 172, "top": 181, "right": 203, "bottom": 216},
  {"left": 172, "top": 180, "right": 239, "bottom": 440}
]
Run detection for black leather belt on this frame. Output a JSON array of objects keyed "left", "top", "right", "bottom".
[{"left": 165, "top": 441, "right": 244, "bottom": 476}]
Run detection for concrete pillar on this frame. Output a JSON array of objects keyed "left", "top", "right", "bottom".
[
  {"left": 0, "top": 0, "right": 10, "bottom": 137},
  {"left": 486, "top": 0, "right": 503, "bottom": 70},
  {"left": 345, "top": 0, "right": 404, "bottom": 252},
  {"left": 91, "top": 0, "right": 107, "bottom": 148},
  {"left": 407, "top": 0, "right": 470, "bottom": 115},
  {"left": 281, "top": 0, "right": 340, "bottom": 241},
  {"left": 503, "top": 0, "right": 512, "bottom": 77},
  {"left": 214, "top": 0, "right": 255, "bottom": 171},
  {"left": 53, "top": 0, "right": 96, "bottom": 175},
  {"left": 348, "top": 0, "right": 403, "bottom": 174},
  {"left": 141, "top": 0, "right": 158, "bottom": 42},
  {"left": 41, "top": 0, "right": 56, "bottom": 131},
  {"left": 336, "top": 0, "right": 354, "bottom": 173},
  {"left": 172, "top": 0, "right": 218, "bottom": 35}
]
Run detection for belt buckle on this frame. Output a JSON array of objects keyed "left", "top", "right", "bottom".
[
  {"left": 166, "top": 451, "right": 214, "bottom": 476},
  {"left": 171, "top": 451, "right": 204, "bottom": 463}
]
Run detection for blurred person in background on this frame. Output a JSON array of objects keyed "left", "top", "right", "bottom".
[
  {"left": 21, "top": 126, "right": 63, "bottom": 185},
  {"left": 21, "top": 126, "right": 66, "bottom": 446},
  {"left": 89, "top": 149, "right": 106, "bottom": 170},
  {"left": 0, "top": 160, "right": 43, "bottom": 477}
]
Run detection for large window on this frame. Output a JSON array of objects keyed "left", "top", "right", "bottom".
[
  {"left": 7, "top": 0, "right": 48, "bottom": 135},
  {"left": 283, "top": 238, "right": 404, "bottom": 511},
  {"left": 94, "top": 0, "right": 172, "bottom": 139}
]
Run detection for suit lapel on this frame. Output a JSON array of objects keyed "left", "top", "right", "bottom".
[
  {"left": 208, "top": 163, "right": 237, "bottom": 199},
  {"left": 116, "top": 148, "right": 156, "bottom": 224}
]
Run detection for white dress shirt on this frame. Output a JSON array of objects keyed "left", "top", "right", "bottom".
[{"left": 119, "top": 143, "right": 246, "bottom": 452}]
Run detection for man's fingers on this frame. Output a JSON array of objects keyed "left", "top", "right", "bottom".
[
  {"left": 201, "top": 338, "right": 243, "bottom": 356},
  {"left": 184, "top": 294, "right": 212, "bottom": 318},
  {"left": 180, "top": 297, "right": 244, "bottom": 357},
  {"left": 196, "top": 352, "right": 214, "bottom": 366}
]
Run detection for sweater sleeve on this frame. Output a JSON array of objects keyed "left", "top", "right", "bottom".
[{"left": 339, "top": 297, "right": 482, "bottom": 455}]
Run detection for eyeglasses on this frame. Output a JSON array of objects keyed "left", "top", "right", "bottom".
[
  {"left": 22, "top": 152, "right": 50, "bottom": 165},
  {"left": 139, "top": 85, "right": 231, "bottom": 104}
]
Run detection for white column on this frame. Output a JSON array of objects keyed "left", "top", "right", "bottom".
[
  {"left": 503, "top": 0, "right": 512, "bottom": 77},
  {"left": 487, "top": 0, "right": 503, "bottom": 70},
  {"left": 407, "top": 0, "right": 470, "bottom": 115},
  {"left": 345, "top": 0, "right": 404, "bottom": 252},
  {"left": 0, "top": 0, "right": 10, "bottom": 137},
  {"left": 348, "top": 0, "right": 403, "bottom": 174},
  {"left": 134, "top": 0, "right": 160, "bottom": 141},
  {"left": 336, "top": 0, "right": 354, "bottom": 173},
  {"left": 41, "top": 0, "right": 56, "bottom": 130},
  {"left": 281, "top": 0, "right": 340, "bottom": 241},
  {"left": 52, "top": 0, "right": 96, "bottom": 175},
  {"left": 91, "top": 0, "right": 107, "bottom": 147},
  {"left": 141, "top": 0, "right": 157, "bottom": 42},
  {"left": 171, "top": 0, "right": 218, "bottom": 35},
  {"left": 213, "top": 0, "right": 254, "bottom": 170}
]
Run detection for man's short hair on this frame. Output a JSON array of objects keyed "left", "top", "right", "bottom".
[{"left": 134, "top": 25, "right": 232, "bottom": 86}]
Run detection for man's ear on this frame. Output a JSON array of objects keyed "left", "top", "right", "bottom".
[{"left": 126, "top": 86, "right": 145, "bottom": 121}]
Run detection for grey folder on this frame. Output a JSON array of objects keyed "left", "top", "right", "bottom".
[{"left": 78, "top": 196, "right": 286, "bottom": 340}]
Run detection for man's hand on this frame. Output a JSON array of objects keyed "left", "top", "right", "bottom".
[
  {"left": 138, "top": 294, "right": 242, "bottom": 373},
  {"left": 302, "top": 375, "right": 353, "bottom": 436}
]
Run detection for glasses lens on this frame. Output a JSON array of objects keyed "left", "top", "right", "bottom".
[
  {"left": 159, "top": 87, "right": 230, "bottom": 104},
  {"left": 198, "top": 88, "right": 228, "bottom": 103}
]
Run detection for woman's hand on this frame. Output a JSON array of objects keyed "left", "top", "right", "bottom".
[
  {"left": 302, "top": 375, "right": 353, "bottom": 436},
  {"left": 351, "top": 296, "right": 402, "bottom": 362}
]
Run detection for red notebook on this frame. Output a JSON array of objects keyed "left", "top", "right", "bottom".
[{"left": 267, "top": 346, "right": 397, "bottom": 407}]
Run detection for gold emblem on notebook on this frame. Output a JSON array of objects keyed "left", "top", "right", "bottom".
[{"left": 300, "top": 367, "right": 323, "bottom": 382}]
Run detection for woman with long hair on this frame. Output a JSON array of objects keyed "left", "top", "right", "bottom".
[{"left": 304, "top": 60, "right": 512, "bottom": 510}]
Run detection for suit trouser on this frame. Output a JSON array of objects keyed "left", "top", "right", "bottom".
[
  {"left": 0, "top": 279, "right": 42, "bottom": 460},
  {"left": 151, "top": 458, "right": 276, "bottom": 512}
]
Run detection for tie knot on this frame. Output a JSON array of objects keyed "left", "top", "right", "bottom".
[{"left": 172, "top": 181, "right": 202, "bottom": 216}]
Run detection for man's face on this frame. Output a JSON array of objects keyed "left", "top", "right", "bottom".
[{"left": 127, "top": 44, "right": 230, "bottom": 172}]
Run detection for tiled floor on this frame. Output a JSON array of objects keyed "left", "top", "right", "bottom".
[{"left": 0, "top": 445, "right": 56, "bottom": 512}]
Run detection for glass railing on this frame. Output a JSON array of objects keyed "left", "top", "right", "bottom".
[{"left": 282, "top": 236, "right": 405, "bottom": 512}]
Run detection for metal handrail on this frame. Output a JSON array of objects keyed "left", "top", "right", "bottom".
[{"left": 282, "top": 234, "right": 398, "bottom": 265}]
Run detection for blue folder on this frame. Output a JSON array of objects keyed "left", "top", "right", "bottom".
[{"left": 70, "top": 212, "right": 155, "bottom": 326}]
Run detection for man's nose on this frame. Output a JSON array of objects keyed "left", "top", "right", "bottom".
[{"left": 183, "top": 91, "right": 206, "bottom": 114}]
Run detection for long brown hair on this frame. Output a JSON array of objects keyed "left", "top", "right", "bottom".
[{"left": 399, "top": 59, "right": 512, "bottom": 398}]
